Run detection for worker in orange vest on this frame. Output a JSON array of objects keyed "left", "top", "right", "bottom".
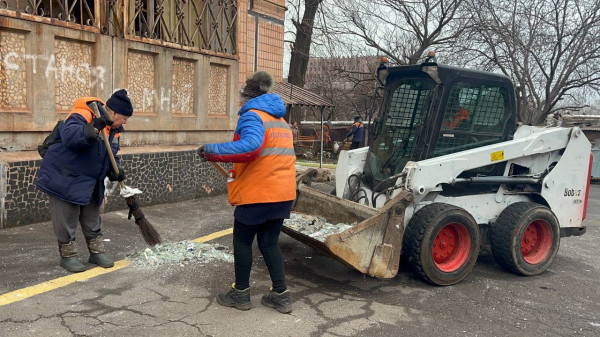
[
  {"left": 318, "top": 121, "right": 331, "bottom": 146},
  {"left": 36, "top": 90, "right": 133, "bottom": 273},
  {"left": 323, "top": 122, "right": 331, "bottom": 143},
  {"left": 197, "top": 71, "right": 296, "bottom": 314}
]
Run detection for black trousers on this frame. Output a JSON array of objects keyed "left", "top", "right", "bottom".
[
  {"left": 350, "top": 141, "right": 361, "bottom": 149},
  {"left": 233, "top": 218, "right": 286, "bottom": 293}
]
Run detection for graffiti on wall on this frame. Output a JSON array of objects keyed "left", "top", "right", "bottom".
[
  {"left": 1, "top": 52, "right": 106, "bottom": 88},
  {"left": 128, "top": 51, "right": 196, "bottom": 115},
  {"left": 139, "top": 86, "right": 194, "bottom": 114}
]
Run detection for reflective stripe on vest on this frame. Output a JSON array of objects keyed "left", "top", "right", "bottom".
[{"left": 227, "top": 109, "right": 296, "bottom": 206}]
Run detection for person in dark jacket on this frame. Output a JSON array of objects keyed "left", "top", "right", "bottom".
[
  {"left": 198, "top": 71, "right": 296, "bottom": 314},
  {"left": 346, "top": 115, "right": 364, "bottom": 149},
  {"left": 36, "top": 90, "right": 133, "bottom": 273}
]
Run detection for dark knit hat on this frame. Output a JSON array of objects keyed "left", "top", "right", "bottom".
[
  {"left": 354, "top": 115, "right": 361, "bottom": 122},
  {"left": 240, "top": 71, "right": 274, "bottom": 101},
  {"left": 107, "top": 89, "right": 133, "bottom": 116}
]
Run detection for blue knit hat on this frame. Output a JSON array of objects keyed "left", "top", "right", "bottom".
[{"left": 107, "top": 89, "right": 133, "bottom": 116}]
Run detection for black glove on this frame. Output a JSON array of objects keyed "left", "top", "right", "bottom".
[
  {"left": 92, "top": 116, "right": 107, "bottom": 130},
  {"left": 197, "top": 145, "right": 207, "bottom": 162},
  {"left": 83, "top": 123, "right": 99, "bottom": 143},
  {"left": 108, "top": 167, "right": 126, "bottom": 182}
]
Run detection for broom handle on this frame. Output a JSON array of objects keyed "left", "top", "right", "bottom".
[
  {"left": 210, "top": 161, "right": 229, "bottom": 179},
  {"left": 90, "top": 103, "right": 126, "bottom": 189},
  {"left": 91, "top": 103, "right": 228, "bottom": 182}
]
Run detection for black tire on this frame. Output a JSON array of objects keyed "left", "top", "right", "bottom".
[
  {"left": 490, "top": 202, "right": 560, "bottom": 276},
  {"left": 403, "top": 203, "right": 481, "bottom": 286}
]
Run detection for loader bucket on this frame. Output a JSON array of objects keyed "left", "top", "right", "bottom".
[{"left": 284, "top": 183, "right": 413, "bottom": 278}]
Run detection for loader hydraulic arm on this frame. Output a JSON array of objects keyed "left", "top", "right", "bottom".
[{"left": 403, "top": 126, "right": 585, "bottom": 201}]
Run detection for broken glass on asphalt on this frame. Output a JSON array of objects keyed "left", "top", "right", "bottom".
[
  {"left": 127, "top": 240, "right": 234, "bottom": 267},
  {"left": 283, "top": 212, "right": 354, "bottom": 242}
]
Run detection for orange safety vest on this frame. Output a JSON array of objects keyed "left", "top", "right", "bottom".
[
  {"left": 227, "top": 109, "right": 297, "bottom": 206},
  {"left": 321, "top": 124, "right": 331, "bottom": 143}
]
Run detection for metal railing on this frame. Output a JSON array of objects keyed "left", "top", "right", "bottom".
[
  {"left": 1, "top": 0, "right": 237, "bottom": 55},
  {"left": 1, "top": 0, "right": 96, "bottom": 25}
]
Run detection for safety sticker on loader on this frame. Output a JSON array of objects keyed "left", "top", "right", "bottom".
[{"left": 491, "top": 150, "right": 504, "bottom": 162}]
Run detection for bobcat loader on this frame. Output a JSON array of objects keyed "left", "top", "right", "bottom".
[{"left": 284, "top": 55, "right": 592, "bottom": 286}]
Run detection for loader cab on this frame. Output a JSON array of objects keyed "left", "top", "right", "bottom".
[{"left": 366, "top": 61, "right": 517, "bottom": 187}]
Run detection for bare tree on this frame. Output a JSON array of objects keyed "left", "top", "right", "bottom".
[
  {"left": 463, "top": 0, "right": 600, "bottom": 124},
  {"left": 288, "top": 0, "right": 325, "bottom": 88},
  {"left": 321, "top": 0, "right": 470, "bottom": 65},
  {"left": 304, "top": 56, "right": 380, "bottom": 122}
]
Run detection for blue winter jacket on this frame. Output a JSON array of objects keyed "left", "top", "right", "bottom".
[
  {"left": 36, "top": 98, "right": 121, "bottom": 206},
  {"left": 347, "top": 122, "right": 364, "bottom": 143},
  {"left": 203, "top": 93, "right": 291, "bottom": 225},
  {"left": 204, "top": 93, "right": 286, "bottom": 162}
]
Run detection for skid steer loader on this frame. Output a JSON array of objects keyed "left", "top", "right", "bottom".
[{"left": 284, "top": 55, "right": 592, "bottom": 286}]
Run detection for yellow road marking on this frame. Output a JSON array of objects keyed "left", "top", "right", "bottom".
[
  {"left": 0, "top": 228, "right": 233, "bottom": 306},
  {"left": 192, "top": 228, "right": 233, "bottom": 243},
  {"left": 0, "top": 260, "right": 130, "bottom": 306}
]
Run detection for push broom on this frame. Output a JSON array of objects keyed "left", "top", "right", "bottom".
[{"left": 90, "top": 102, "right": 162, "bottom": 246}]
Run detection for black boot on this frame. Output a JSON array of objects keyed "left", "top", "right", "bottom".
[
  {"left": 87, "top": 236, "right": 114, "bottom": 268},
  {"left": 89, "top": 253, "right": 114, "bottom": 268},
  {"left": 261, "top": 289, "right": 292, "bottom": 314},
  {"left": 58, "top": 242, "right": 86, "bottom": 273},
  {"left": 216, "top": 284, "right": 251, "bottom": 310}
]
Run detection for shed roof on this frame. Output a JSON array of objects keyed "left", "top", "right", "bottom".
[{"left": 272, "top": 82, "right": 335, "bottom": 108}]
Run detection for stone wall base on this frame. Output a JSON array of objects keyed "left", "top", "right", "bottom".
[{"left": 0, "top": 146, "right": 229, "bottom": 228}]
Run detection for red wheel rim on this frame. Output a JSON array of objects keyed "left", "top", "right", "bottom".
[
  {"left": 521, "top": 219, "right": 553, "bottom": 264},
  {"left": 432, "top": 223, "right": 472, "bottom": 272}
]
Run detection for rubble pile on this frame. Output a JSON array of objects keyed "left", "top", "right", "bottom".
[
  {"left": 283, "top": 212, "right": 354, "bottom": 242},
  {"left": 127, "top": 241, "right": 234, "bottom": 267}
]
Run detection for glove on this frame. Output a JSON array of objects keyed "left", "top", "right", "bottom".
[
  {"left": 197, "top": 145, "right": 208, "bottom": 162},
  {"left": 83, "top": 123, "right": 99, "bottom": 143},
  {"left": 92, "top": 116, "right": 107, "bottom": 130},
  {"left": 108, "top": 167, "right": 126, "bottom": 182}
]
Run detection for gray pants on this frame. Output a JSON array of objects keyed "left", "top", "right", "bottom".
[{"left": 49, "top": 194, "right": 102, "bottom": 244}]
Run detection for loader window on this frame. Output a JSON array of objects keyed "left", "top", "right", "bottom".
[
  {"left": 368, "top": 77, "right": 436, "bottom": 181},
  {"left": 434, "top": 82, "right": 511, "bottom": 157}
]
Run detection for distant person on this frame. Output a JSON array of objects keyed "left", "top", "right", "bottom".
[
  {"left": 322, "top": 121, "right": 331, "bottom": 144},
  {"left": 197, "top": 71, "right": 296, "bottom": 314},
  {"left": 36, "top": 90, "right": 133, "bottom": 273},
  {"left": 346, "top": 115, "right": 364, "bottom": 149},
  {"left": 290, "top": 121, "right": 299, "bottom": 153}
]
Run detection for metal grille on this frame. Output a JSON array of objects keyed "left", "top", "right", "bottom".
[
  {"left": 1, "top": 1, "right": 238, "bottom": 55},
  {"left": 372, "top": 79, "right": 433, "bottom": 178},
  {"left": 102, "top": 0, "right": 125, "bottom": 37},
  {"left": 1, "top": 0, "right": 96, "bottom": 26},
  {"left": 122, "top": 0, "right": 237, "bottom": 54},
  {"left": 434, "top": 82, "right": 510, "bottom": 156}
]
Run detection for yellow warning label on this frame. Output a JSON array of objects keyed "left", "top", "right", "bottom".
[{"left": 491, "top": 150, "right": 504, "bottom": 162}]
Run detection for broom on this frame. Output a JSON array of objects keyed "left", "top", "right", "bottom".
[{"left": 90, "top": 102, "right": 163, "bottom": 246}]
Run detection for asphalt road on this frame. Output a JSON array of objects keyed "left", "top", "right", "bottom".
[{"left": 0, "top": 183, "right": 599, "bottom": 337}]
